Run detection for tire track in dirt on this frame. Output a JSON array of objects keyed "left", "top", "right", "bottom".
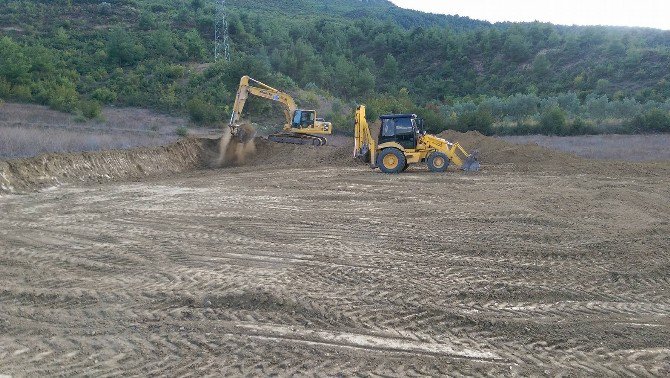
[{"left": 1, "top": 155, "right": 669, "bottom": 375}]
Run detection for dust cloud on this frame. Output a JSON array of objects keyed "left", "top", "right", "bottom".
[{"left": 217, "top": 124, "right": 257, "bottom": 167}]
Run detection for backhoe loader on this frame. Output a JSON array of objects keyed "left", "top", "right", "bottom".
[
  {"left": 354, "top": 105, "right": 480, "bottom": 173},
  {"left": 228, "top": 76, "right": 332, "bottom": 146}
]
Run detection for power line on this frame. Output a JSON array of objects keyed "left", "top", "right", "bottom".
[{"left": 214, "top": 0, "right": 231, "bottom": 62}]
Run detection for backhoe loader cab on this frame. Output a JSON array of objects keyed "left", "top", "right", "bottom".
[
  {"left": 379, "top": 114, "right": 424, "bottom": 150},
  {"left": 354, "top": 105, "right": 480, "bottom": 173}
]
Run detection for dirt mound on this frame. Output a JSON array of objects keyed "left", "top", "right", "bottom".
[
  {"left": 248, "top": 138, "right": 356, "bottom": 168},
  {"left": 3, "top": 131, "right": 666, "bottom": 195},
  {"left": 437, "top": 130, "right": 670, "bottom": 175},
  {"left": 439, "top": 130, "right": 580, "bottom": 168},
  {"left": 0, "top": 138, "right": 205, "bottom": 194},
  {"left": 0, "top": 136, "right": 358, "bottom": 194}
]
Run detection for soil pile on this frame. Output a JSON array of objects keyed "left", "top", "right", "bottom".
[
  {"left": 436, "top": 130, "right": 670, "bottom": 174},
  {"left": 3, "top": 130, "right": 666, "bottom": 194},
  {"left": 248, "top": 137, "right": 356, "bottom": 168},
  {"left": 438, "top": 130, "right": 580, "bottom": 169},
  {"left": 0, "top": 138, "right": 205, "bottom": 194},
  {"left": 0, "top": 136, "right": 358, "bottom": 194}
]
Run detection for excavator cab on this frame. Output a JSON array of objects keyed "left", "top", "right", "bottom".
[
  {"left": 379, "top": 114, "right": 422, "bottom": 150},
  {"left": 292, "top": 110, "right": 316, "bottom": 129}
]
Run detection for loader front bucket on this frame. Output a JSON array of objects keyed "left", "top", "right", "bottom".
[{"left": 461, "top": 151, "right": 480, "bottom": 172}]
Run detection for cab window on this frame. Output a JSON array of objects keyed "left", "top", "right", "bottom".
[
  {"left": 303, "top": 111, "right": 314, "bottom": 126},
  {"left": 292, "top": 111, "right": 302, "bottom": 127},
  {"left": 381, "top": 119, "right": 395, "bottom": 136},
  {"left": 395, "top": 117, "right": 414, "bottom": 135}
]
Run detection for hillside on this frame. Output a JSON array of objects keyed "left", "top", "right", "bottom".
[{"left": 0, "top": 0, "right": 669, "bottom": 135}]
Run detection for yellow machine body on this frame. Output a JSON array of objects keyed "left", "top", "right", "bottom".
[
  {"left": 229, "top": 76, "right": 332, "bottom": 145},
  {"left": 354, "top": 105, "right": 480, "bottom": 173}
]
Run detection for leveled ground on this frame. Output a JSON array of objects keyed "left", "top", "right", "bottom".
[
  {"left": 501, "top": 134, "right": 670, "bottom": 161},
  {"left": 0, "top": 134, "right": 669, "bottom": 375}
]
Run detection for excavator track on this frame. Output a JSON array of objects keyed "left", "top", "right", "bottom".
[{"left": 268, "top": 133, "right": 328, "bottom": 146}]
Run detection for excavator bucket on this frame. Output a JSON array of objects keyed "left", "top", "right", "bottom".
[
  {"left": 461, "top": 151, "right": 480, "bottom": 172},
  {"left": 232, "top": 123, "right": 257, "bottom": 143}
]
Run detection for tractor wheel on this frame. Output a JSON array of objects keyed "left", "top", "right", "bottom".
[
  {"left": 377, "top": 148, "right": 406, "bottom": 174},
  {"left": 427, "top": 152, "right": 449, "bottom": 172}
]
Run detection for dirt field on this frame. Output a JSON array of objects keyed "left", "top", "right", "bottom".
[
  {"left": 1, "top": 133, "right": 669, "bottom": 376},
  {"left": 500, "top": 134, "right": 670, "bottom": 161}
]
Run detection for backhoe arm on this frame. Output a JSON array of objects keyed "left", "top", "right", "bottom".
[{"left": 354, "top": 105, "right": 376, "bottom": 166}]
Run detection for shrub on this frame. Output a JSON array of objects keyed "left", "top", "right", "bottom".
[
  {"left": 538, "top": 107, "right": 567, "bottom": 135},
  {"left": 176, "top": 126, "right": 189, "bottom": 136},
  {"left": 92, "top": 87, "right": 117, "bottom": 104},
  {"left": 11, "top": 84, "right": 32, "bottom": 102},
  {"left": 630, "top": 109, "right": 670, "bottom": 133},
  {"left": 456, "top": 109, "right": 494, "bottom": 135},
  {"left": 46, "top": 83, "right": 79, "bottom": 112},
  {"left": 72, "top": 109, "right": 87, "bottom": 123},
  {"left": 78, "top": 100, "right": 102, "bottom": 119},
  {"left": 566, "top": 118, "right": 598, "bottom": 135},
  {"left": 186, "top": 97, "right": 218, "bottom": 124},
  {"left": 106, "top": 28, "right": 146, "bottom": 66},
  {"left": 184, "top": 29, "right": 206, "bottom": 61},
  {"left": 0, "top": 77, "right": 10, "bottom": 98}
]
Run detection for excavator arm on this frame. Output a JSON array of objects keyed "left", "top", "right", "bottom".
[{"left": 229, "top": 76, "right": 298, "bottom": 140}]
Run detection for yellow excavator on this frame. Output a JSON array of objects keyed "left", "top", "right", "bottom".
[
  {"left": 228, "top": 76, "right": 332, "bottom": 145},
  {"left": 354, "top": 105, "right": 480, "bottom": 173}
]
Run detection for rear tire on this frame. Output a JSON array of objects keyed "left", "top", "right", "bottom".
[
  {"left": 427, "top": 152, "right": 449, "bottom": 172},
  {"left": 377, "top": 148, "right": 406, "bottom": 174}
]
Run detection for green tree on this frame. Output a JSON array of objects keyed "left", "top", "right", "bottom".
[
  {"left": 381, "top": 53, "right": 398, "bottom": 80},
  {"left": 106, "top": 28, "right": 146, "bottom": 66},
  {"left": 503, "top": 34, "right": 531, "bottom": 63},
  {"left": 631, "top": 109, "right": 670, "bottom": 132},
  {"left": 456, "top": 109, "right": 494, "bottom": 135},
  {"left": 184, "top": 29, "right": 206, "bottom": 61},
  {"left": 0, "top": 37, "right": 31, "bottom": 85},
  {"left": 539, "top": 106, "right": 567, "bottom": 135},
  {"left": 532, "top": 54, "right": 550, "bottom": 78}
]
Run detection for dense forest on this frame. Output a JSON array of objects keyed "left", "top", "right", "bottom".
[{"left": 1, "top": 0, "right": 669, "bottom": 135}]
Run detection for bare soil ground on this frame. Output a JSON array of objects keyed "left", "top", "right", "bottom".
[
  {"left": 500, "top": 134, "right": 670, "bottom": 161},
  {"left": 1, "top": 133, "right": 669, "bottom": 376}
]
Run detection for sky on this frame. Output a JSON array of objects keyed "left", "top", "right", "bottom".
[{"left": 388, "top": 0, "right": 670, "bottom": 30}]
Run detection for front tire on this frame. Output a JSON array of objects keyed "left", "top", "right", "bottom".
[
  {"left": 427, "top": 152, "right": 449, "bottom": 172},
  {"left": 377, "top": 148, "right": 406, "bottom": 174}
]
